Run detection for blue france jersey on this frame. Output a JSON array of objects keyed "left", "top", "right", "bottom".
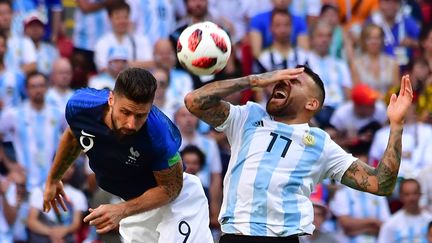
[{"left": 65, "top": 88, "right": 182, "bottom": 200}]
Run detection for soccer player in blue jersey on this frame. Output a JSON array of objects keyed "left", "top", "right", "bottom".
[
  {"left": 42, "top": 68, "right": 213, "bottom": 243},
  {"left": 185, "top": 65, "right": 413, "bottom": 243}
]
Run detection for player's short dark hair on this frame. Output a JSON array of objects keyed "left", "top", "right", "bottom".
[
  {"left": 271, "top": 9, "right": 292, "bottom": 24},
  {"left": 25, "top": 71, "right": 48, "bottom": 87},
  {"left": 180, "top": 145, "right": 206, "bottom": 168},
  {"left": 107, "top": 1, "right": 130, "bottom": 16},
  {"left": 296, "top": 65, "right": 325, "bottom": 109},
  {"left": 114, "top": 68, "right": 157, "bottom": 103},
  {"left": 399, "top": 178, "right": 421, "bottom": 195}
]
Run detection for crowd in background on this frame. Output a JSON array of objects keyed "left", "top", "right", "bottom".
[{"left": 1, "top": 0, "right": 432, "bottom": 242}]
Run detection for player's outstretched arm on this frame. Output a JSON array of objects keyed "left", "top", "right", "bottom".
[
  {"left": 184, "top": 68, "right": 304, "bottom": 127},
  {"left": 43, "top": 126, "right": 82, "bottom": 213},
  {"left": 341, "top": 75, "right": 413, "bottom": 196}
]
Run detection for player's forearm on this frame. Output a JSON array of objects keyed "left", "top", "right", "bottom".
[
  {"left": 185, "top": 76, "right": 251, "bottom": 111},
  {"left": 47, "top": 128, "right": 82, "bottom": 183},
  {"left": 341, "top": 125, "right": 403, "bottom": 196},
  {"left": 375, "top": 124, "right": 403, "bottom": 195},
  {"left": 121, "top": 162, "right": 183, "bottom": 217},
  {"left": 120, "top": 186, "right": 176, "bottom": 217}
]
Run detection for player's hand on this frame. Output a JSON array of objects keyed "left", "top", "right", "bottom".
[
  {"left": 83, "top": 204, "right": 126, "bottom": 234},
  {"left": 43, "top": 180, "right": 68, "bottom": 215},
  {"left": 249, "top": 67, "right": 304, "bottom": 88},
  {"left": 387, "top": 75, "right": 413, "bottom": 127}
]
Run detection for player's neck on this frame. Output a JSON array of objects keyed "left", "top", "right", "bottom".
[
  {"left": 273, "top": 114, "right": 310, "bottom": 125},
  {"left": 30, "top": 100, "right": 45, "bottom": 111}
]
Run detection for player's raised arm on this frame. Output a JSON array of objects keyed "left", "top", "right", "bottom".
[
  {"left": 43, "top": 126, "right": 82, "bottom": 213},
  {"left": 184, "top": 68, "right": 304, "bottom": 127},
  {"left": 341, "top": 75, "right": 413, "bottom": 196}
]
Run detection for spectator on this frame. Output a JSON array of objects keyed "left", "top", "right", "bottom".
[
  {"left": 329, "top": 84, "right": 387, "bottom": 153},
  {"left": 11, "top": 0, "right": 63, "bottom": 42},
  {"left": 334, "top": 0, "right": 379, "bottom": 38},
  {"left": 27, "top": 164, "right": 87, "bottom": 243},
  {"left": 45, "top": 58, "right": 74, "bottom": 111},
  {"left": 153, "top": 39, "right": 194, "bottom": 110},
  {"left": 350, "top": 24, "right": 399, "bottom": 95},
  {"left": 71, "top": 0, "right": 111, "bottom": 87},
  {"left": 0, "top": 0, "right": 37, "bottom": 75},
  {"left": 94, "top": 1, "right": 153, "bottom": 72},
  {"left": 369, "top": 0, "right": 420, "bottom": 66},
  {"left": 180, "top": 145, "right": 206, "bottom": 176},
  {"left": 127, "top": 0, "right": 176, "bottom": 45},
  {"left": 0, "top": 172, "right": 21, "bottom": 242},
  {"left": 89, "top": 45, "right": 129, "bottom": 91},
  {"left": 369, "top": 103, "right": 432, "bottom": 178},
  {"left": 23, "top": 12, "right": 59, "bottom": 76},
  {"left": 0, "top": 72, "right": 65, "bottom": 191},
  {"left": 306, "top": 21, "right": 352, "bottom": 128},
  {"left": 0, "top": 32, "right": 25, "bottom": 114},
  {"left": 378, "top": 179, "right": 432, "bottom": 243},
  {"left": 249, "top": 0, "right": 309, "bottom": 57},
  {"left": 151, "top": 67, "right": 177, "bottom": 120},
  {"left": 319, "top": 4, "right": 345, "bottom": 59},
  {"left": 418, "top": 164, "right": 432, "bottom": 213},
  {"left": 300, "top": 198, "right": 338, "bottom": 243},
  {"left": 329, "top": 185, "right": 390, "bottom": 242},
  {"left": 254, "top": 9, "right": 308, "bottom": 73}
]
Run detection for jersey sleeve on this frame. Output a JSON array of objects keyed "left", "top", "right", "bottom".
[
  {"left": 321, "top": 135, "right": 357, "bottom": 182},
  {"left": 148, "top": 107, "right": 182, "bottom": 171},
  {"left": 65, "top": 88, "right": 109, "bottom": 126},
  {"left": 215, "top": 102, "right": 253, "bottom": 142}
]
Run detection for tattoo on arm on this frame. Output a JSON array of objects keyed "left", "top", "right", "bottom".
[
  {"left": 51, "top": 128, "right": 82, "bottom": 181},
  {"left": 154, "top": 162, "right": 183, "bottom": 201},
  {"left": 341, "top": 127, "right": 402, "bottom": 195}
]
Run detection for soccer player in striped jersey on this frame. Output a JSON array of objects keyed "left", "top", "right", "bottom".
[
  {"left": 42, "top": 68, "right": 213, "bottom": 243},
  {"left": 185, "top": 65, "right": 413, "bottom": 242}
]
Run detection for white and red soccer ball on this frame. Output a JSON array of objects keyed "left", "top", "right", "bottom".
[{"left": 176, "top": 21, "right": 231, "bottom": 76}]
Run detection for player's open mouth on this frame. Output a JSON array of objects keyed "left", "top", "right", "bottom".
[{"left": 273, "top": 90, "right": 287, "bottom": 99}]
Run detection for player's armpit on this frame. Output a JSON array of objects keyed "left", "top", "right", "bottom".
[{"left": 154, "top": 161, "right": 183, "bottom": 201}]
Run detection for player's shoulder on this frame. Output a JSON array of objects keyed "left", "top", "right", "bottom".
[
  {"left": 147, "top": 106, "right": 181, "bottom": 142},
  {"left": 66, "top": 88, "right": 109, "bottom": 119}
]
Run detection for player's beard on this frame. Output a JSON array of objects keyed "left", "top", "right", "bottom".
[{"left": 111, "top": 110, "right": 137, "bottom": 139}]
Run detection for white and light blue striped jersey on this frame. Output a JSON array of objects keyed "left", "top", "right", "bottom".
[
  {"left": 36, "top": 42, "right": 59, "bottom": 76},
  {"left": 215, "top": 102, "right": 356, "bottom": 237},
  {"left": 127, "top": 0, "right": 176, "bottom": 45},
  {"left": 88, "top": 72, "right": 116, "bottom": 90},
  {"left": 330, "top": 186, "right": 390, "bottom": 243},
  {"left": 377, "top": 209, "right": 432, "bottom": 243},
  {"left": 94, "top": 33, "right": 153, "bottom": 71},
  {"left": 73, "top": 0, "right": 111, "bottom": 51},
  {"left": 0, "top": 178, "right": 17, "bottom": 243},
  {"left": 0, "top": 69, "right": 25, "bottom": 111},
  {"left": 166, "top": 69, "right": 193, "bottom": 109},
  {"left": 45, "top": 87, "right": 74, "bottom": 112},
  {"left": 4, "top": 36, "right": 37, "bottom": 71},
  {"left": 0, "top": 102, "right": 65, "bottom": 191}
]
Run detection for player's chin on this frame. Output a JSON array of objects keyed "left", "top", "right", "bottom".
[{"left": 266, "top": 98, "right": 289, "bottom": 116}]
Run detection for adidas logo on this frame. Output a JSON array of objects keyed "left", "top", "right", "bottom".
[{"left": 253, "top": 120, "right": 264, "bottom": 127}]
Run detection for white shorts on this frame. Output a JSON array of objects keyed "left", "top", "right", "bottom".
[{"left": 119, "top": 173, "right": 213, "bottom": 243}]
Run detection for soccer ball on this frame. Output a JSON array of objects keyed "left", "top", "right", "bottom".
[{"left": 176, "top": 21, "right": 231, "bottom": 76}]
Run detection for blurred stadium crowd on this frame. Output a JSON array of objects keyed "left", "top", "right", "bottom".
[{"left": 1, "top": 0, "right": 432, "bottom": 242}]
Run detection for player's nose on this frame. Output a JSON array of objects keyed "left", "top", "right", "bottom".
[{"left": 125, "top": 116, "right": 137, "bottom": 130}]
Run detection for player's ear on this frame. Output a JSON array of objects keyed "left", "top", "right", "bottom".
[
  {"left": 305, "top": 98, "right": 319, "bottom": 112},
  {"left": 108, "top": 91, "right": 114, "bottom": 106}
]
